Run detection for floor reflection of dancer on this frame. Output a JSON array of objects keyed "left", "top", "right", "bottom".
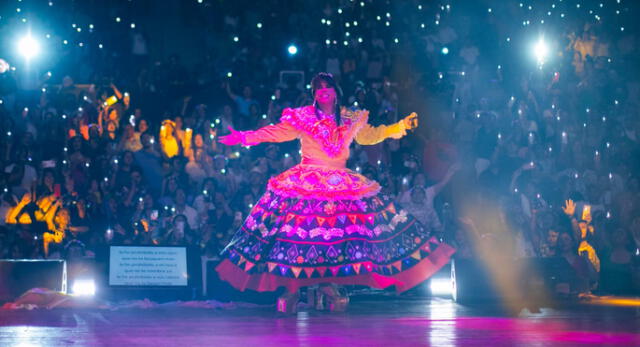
[{"left": 216, "top": 73, "right": 455, "bottom": 313}]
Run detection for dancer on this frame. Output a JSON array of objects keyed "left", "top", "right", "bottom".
[{"left": 216, "top": 73, "right": 455, "bottom": 312}]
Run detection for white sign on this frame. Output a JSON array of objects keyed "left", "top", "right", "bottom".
[{"left": 109, "top": 246, "right": 188, "bottom": 286}]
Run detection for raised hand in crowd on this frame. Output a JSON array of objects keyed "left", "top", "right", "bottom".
[{"left": 562, "top": 199, "right": 576, "bottom": 217}]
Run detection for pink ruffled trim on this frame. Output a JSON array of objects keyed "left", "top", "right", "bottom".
[
  {"left": 280, "top": 106, "right": 367, "bottom": 158},
  {"left": 215, "top": 243, "right": 455, "bottom": 294},
  {"left": 267, "top": 164, "right": 381, "bottom": 200}
]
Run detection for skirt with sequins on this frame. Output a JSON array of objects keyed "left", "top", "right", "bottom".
[{"left": 215, "top": 171, "right": 455, "bottom": 293}]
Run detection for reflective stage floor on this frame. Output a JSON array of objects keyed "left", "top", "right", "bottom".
[{"left": 1, "top": 297, "right": 639, "bottom": 346}]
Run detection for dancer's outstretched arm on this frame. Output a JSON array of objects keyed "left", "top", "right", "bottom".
[
  {"left": 219, "top": 122, "right": 298, "bottom": 146},
  {"left": 355, "top": 111, "right": 418, "bottom": 145}
]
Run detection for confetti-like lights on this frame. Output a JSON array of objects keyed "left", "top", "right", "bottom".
[{"left": 287, "top": 44, "right": 298, "bottom": 55}]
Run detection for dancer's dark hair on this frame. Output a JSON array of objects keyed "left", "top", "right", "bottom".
[{"left": 311, "top": 72, "right": 342, "bottom": 125}]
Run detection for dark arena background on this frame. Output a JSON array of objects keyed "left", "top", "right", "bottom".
[{"left": 1, "top": 0, "right": 640, "bottom": 346}]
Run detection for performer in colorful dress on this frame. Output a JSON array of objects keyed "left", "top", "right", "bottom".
[{"left": 216, "top": 73, "right": 455, "bottom": 312}]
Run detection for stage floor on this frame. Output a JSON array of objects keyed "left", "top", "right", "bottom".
[{"left": 1, "top": 297, "right": 639, "bottom": 346}]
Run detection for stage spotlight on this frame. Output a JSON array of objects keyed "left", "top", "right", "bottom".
[
  {"left": 533, "top": 38, "right": 549, "bottom": 65},
  {"left": 287, "top": 44, "right": 298, "bottom": 55},
  {"left": 72, "top": 279, "right": 96, "bottom": 296},
  {"left": 441, "top": 46, "right": 449, "bottom": 55},
  {"left": 17, "top": 35, "right": 41, "bottom": 60},
  {"left": 430, "top": 278, "right": 452, "bottom": 296}
]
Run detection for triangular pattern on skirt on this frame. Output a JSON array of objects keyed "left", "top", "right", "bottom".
[
  {"left": 316, "top": 267, "right": 327, "bottom": 276},
  {"left": 392, "top": 260, "right": 402, "bottom": 272},
  {"left": 303, "top": 267, "right": 315, "bottom": 278},
  {"left": 387, "top": 203, "right": 397, "bottom": 214},
  {"left": 285, "top": 213, "right": 295, "bottom": 224},
  {"left": 244, "top": 261, "right": 255, "bottom": 272},
  {"left": 330, "top": 266, "right": 341, "bottom": 276}
]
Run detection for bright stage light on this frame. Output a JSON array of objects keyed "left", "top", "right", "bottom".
[
  {"left": 17, "top": 35, "right": 41, "bottom": 60},
  {"left": 287, "top": 44, "right": 298, "bottom": 55},
  {"left": 430, "top": 278, "right": 452, "bottom": 296},
  {"left": 533, "top": 38, "right": 549, "bottom": 65},
  {"left": 72, "top": 279, "right": 96, "bottom": 296},
  {"left": 441, "top": 46, "right": 449, "bottom": 55}
]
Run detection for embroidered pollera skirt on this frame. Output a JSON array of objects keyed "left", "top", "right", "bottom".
[{"left": 215, "top": 164, "right": 455, "bottom": 293}]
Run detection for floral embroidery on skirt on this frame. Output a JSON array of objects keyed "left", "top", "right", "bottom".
[{"left": 216, "top": 186, "right": 455, "bottom": 292}]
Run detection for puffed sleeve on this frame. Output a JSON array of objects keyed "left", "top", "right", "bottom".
[
  {"left": 354, "top": 113, "right": 407, "bottom": 145},
  {"left": 240, "top": 108, "right": 299, "bottom": 145},
  {"left": 240, "top": 123, "right": 298, "bottom": 146}
]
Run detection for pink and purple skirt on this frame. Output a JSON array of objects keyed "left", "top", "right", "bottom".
[{"left": 216, "top": 165, "right": 455, "bottom": 293}]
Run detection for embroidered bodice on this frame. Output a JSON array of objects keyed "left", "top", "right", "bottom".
[
  {"left": 239, "top": 105, "right": 407, "bottom": 200},
  {"left": 241, "top": 105, "right": 406, "bottom": 168}
]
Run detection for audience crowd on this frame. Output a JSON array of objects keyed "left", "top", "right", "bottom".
[{"left": 1, "top": 1, "right": 639, "bottom": 295}]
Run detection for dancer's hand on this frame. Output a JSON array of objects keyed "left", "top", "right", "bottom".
[
  {"left": 403, "top": 112, "right": 418, "bottom": 130},
  {"left": 358, "top": 109, "right": 370, "bottom": 119},
  {"left": 218, "top": 127, "right": 243, "bottom": 146}
]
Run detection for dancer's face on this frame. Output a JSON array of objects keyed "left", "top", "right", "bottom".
[{"left": 314, "top": 82, "right": 337, "bottom": 107}]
